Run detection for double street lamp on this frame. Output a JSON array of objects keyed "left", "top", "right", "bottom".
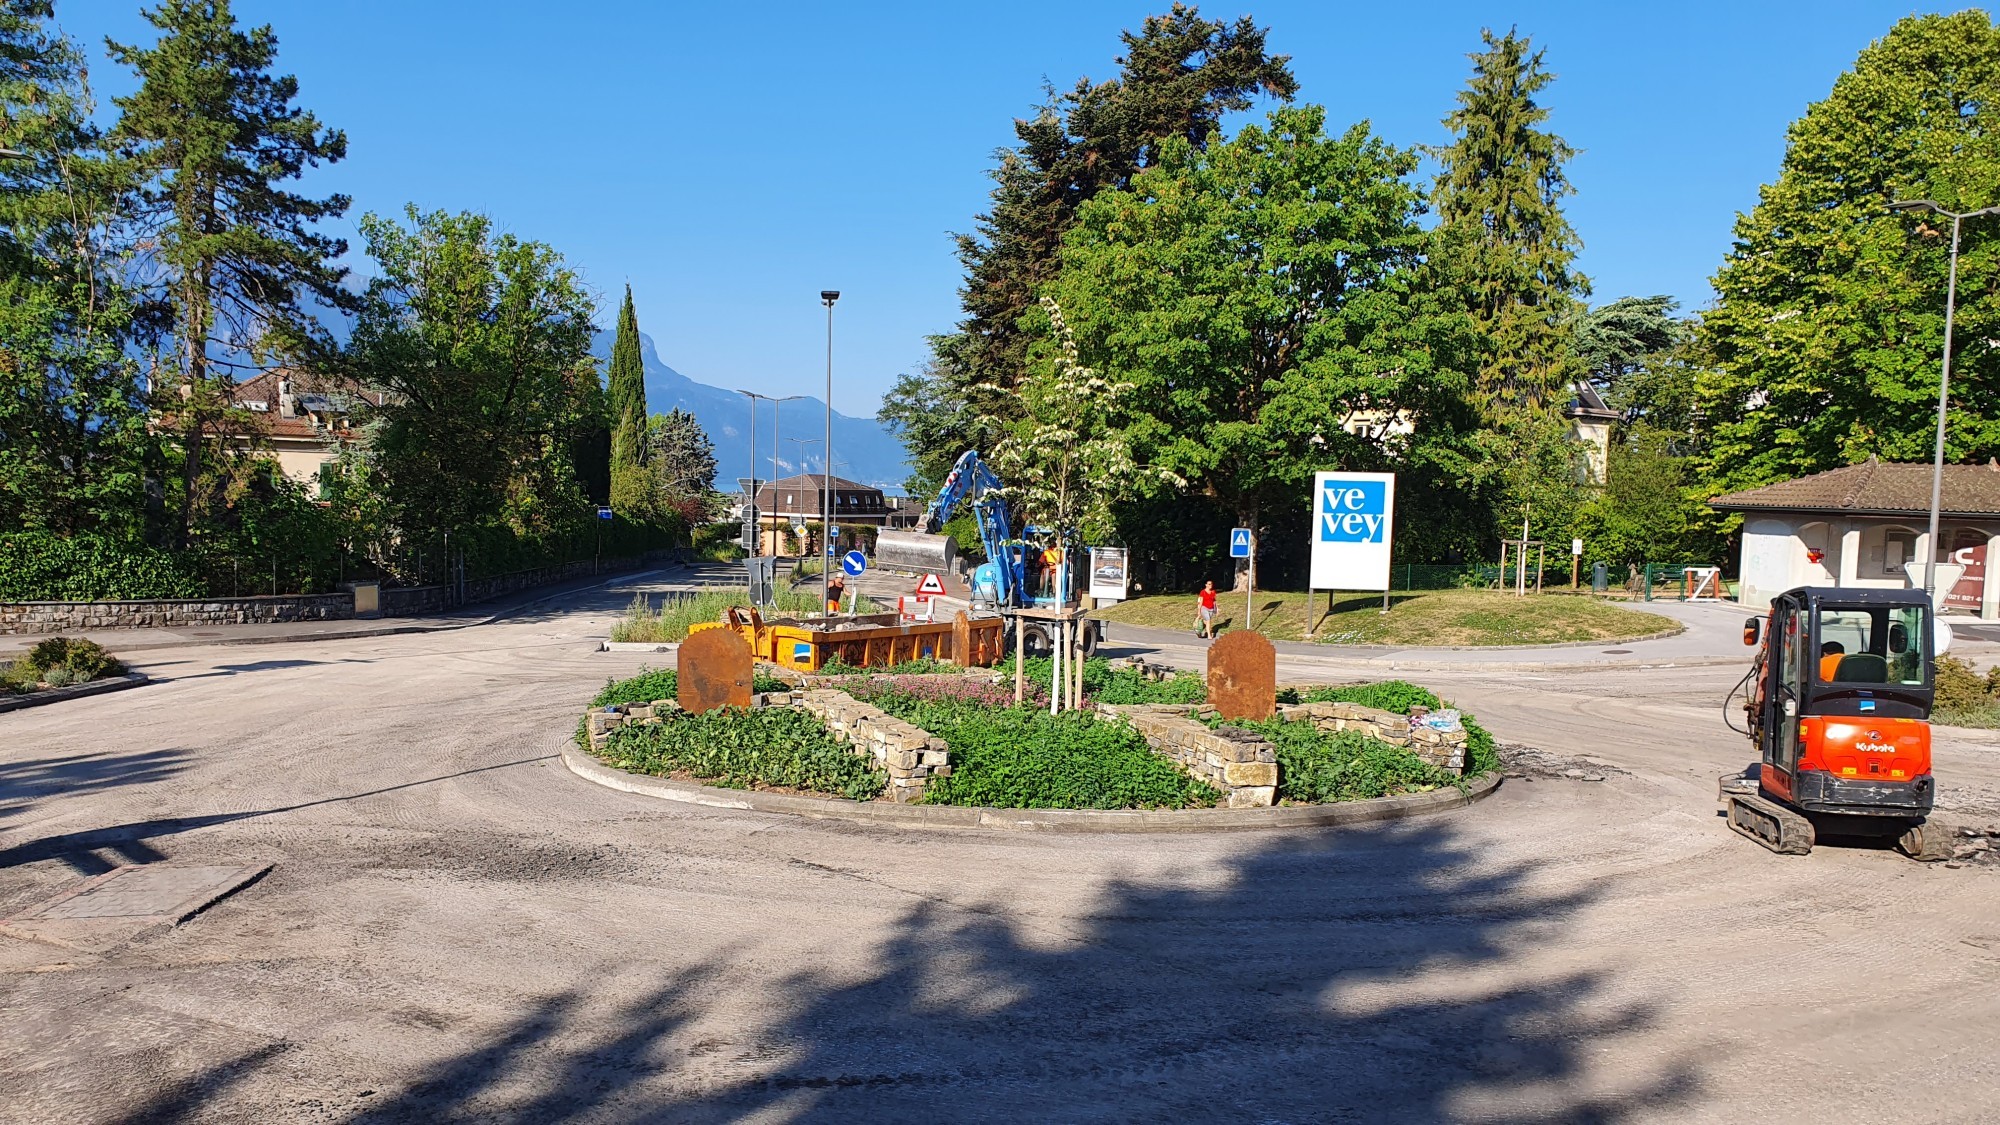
[
  {"left": 821, "top": 290, "right": 839, "bottom": 612},
  {"left": 1890, "top": 199, "right": 2000, "bottom": 598},
  {"left": 737, "top": 389, "right": 806, "bottom": 557}
]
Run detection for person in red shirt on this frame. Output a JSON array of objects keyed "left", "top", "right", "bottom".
[{"left": 1196, "top": 580, "right": 1218, "bottom": 639}]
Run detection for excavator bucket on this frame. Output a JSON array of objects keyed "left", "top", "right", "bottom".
[{"left": 876, "top": 529, "right": 957, "bottom": 574}]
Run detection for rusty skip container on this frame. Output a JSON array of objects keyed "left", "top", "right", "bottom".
[{"left": 689, "top": 606, "right": 1006, "bottom": 674}]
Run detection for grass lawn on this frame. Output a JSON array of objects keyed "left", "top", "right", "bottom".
[{"left": 1094, "top": 587, "right": 1677, "bottom": 646}]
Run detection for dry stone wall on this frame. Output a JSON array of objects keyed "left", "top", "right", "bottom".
[
  {"left": 0, "top": 593, "right": 354, "bottom": 635},
  {"left": 1275, "top": 700, "right": 1469, "bottom": 773},
  {"left": 583, "top": 688, "right": 950, "bottom": 805},
  {"left": 1104, "top": 704, "right": 1279, "bottom": 808}
]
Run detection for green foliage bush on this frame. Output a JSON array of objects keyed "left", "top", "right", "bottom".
[
  {"left": 24, "top": 637, "right": 124, "bottom": 681},
  {"left": 1931, "top": 655, "right": 2000, "bottom": 727},
  {"left": 867, "top": 692, "right": 1220, "bottom": 809},
  {"left": 0, "top": 531, "right": 206, "bottom": 601},
  {"left": 596, "top": 706, "right": 886, "bottom": 800},
  {"left": 1218, "top": 717, "right": 1460, "bottom": 803}
]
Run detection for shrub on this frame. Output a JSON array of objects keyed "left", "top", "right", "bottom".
[
  {"left": 0, "top": 531, "right": 207, "bottom": 601},
  {"left": 3, "top": 656, "right": 41, "bottom": 690},
  {"left": 1933, "top": 655, "right": 1992, "bottom": 712},
  {"left": 865, "top": 691, "right": 1220, "bottom": 809},
  {"left": 1215, "top": 717, "right": 1460, "bottom": 803},
  {"left": 597, "top": 706, "right": 886, "bottom": 800},
  {"left": 25, "top": 637, "right": 124, "bottom": 681}
]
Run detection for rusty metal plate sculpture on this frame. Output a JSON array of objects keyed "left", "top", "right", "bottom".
[
  {"left": 678, "top": 627, "right": 754, "bottom": 714},
  {"left": 1207, "top": 631, "right": 1277, "bottom": 721}
]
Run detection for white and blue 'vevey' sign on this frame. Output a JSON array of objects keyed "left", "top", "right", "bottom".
[{"left": 1308, "top": 471, "right": 1395, "bottom": 590}]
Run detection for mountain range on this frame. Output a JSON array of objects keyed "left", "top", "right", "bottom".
[{"left": 588, "top": 330, "right": 913, "bottom": 495}]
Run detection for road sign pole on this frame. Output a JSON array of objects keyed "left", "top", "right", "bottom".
[{"left": 1245, "top": 531, "right": 1255, "bottom": 636}]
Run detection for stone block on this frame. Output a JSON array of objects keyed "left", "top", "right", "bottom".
[
  {"left": 1223, "top": 761, "right": 1278, "bottom": 787},
  {"left": 1226, "top": 786, "right": 1276, "bottom": 808}
]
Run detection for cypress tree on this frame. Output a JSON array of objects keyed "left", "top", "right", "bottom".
[
  {"left": 606, "top": 284, "right": 649, "bottom": 514},
  {"left": 1429, "top": 28, "right": 1587, "bottom": 423}
]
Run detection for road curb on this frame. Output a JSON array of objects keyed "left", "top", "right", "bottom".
[
  {"left": 0, "top": 673, "right": 152, "bottom": 714},
  {"left": 559, "top": 741, "right": 1500, "bottom": 833}
]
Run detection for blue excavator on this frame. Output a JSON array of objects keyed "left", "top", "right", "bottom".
[{"left": 873, "top": 450, "right": 1101, "bottom": 657}]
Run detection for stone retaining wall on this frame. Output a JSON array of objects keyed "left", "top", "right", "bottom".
[
  {"left": 583, "top": 688, "right": 951, "bottom": 805},
  {"left": 0, "top": 593, "right": 354, "bottom": 635},
  {"left": 1275, "top": 700, "right": 1468, "bottom": 773},
  {"left": 787, "top": 689, "right": 950, "bottom": 803},
  {"left": 1104, "top": 704, "right": 1279, "bottom": 808},
  {"left": 1, "top": 551, "right": 677, "bottom": 635}
]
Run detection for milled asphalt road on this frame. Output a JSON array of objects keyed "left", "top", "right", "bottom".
[{"left": 3, "top": 573, "right": 1999, "bottom": 1123}]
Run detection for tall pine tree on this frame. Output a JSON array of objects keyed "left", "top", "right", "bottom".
[
  {"left": 605, "top": 284, "right": 649, "bottom": 516},
  {"left": 882, "top": 5, "right": 1295, "bottom": 488},
  {"left": 108, "top": 0, "right": 355, "bottom": 544},
  {"left": 1429, "top": 28, "right": 1587, "bottom": 423}
]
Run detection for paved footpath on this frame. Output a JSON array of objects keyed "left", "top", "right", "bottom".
[{"left": 2, "top": 580, "right": 1999, "bottom": 1122}]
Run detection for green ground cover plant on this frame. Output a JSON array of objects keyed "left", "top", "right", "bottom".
[
  {"left": 1215, "top": 715, "right": 1462, "bottom": 803},
  {"left": 998, "top": 655, "right": 1207, "bottom": 705},
  {"left": 1294, "top": 681, "right": 1499, "bottom": 774},
  {"left": 856, "top": 688, "right": 1220, "bottom": 809},
  {"left": 595, "top": 706, "right": 886, "bottom": 800}
]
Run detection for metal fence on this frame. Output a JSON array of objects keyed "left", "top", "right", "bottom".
[{"left": 1378, "top": 561, "right": 1724, "bottom": 597}]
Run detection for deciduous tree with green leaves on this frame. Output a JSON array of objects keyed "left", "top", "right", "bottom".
[
  {"left": 345, "top": 206, "right": 600, "bottom": 566},
  {"left": 884, "top": 5, "right": 1296, "bottom": 476},
  {"left": 1696, "top": 11, "right": 2000, "bottom": 497},
  {"left": 1046, "top": 104, "right": 1478, "bottom": 557},
  {"left": 108, "top": 0, "right": 355, "bottom": 544}
]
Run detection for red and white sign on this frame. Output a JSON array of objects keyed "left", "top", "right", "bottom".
[{"left": 915, "top": 573, "right": 948, "bottom": 595}]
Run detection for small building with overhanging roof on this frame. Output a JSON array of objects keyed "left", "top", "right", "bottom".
[{"left": 1710, "top": 457, "right": 2000, "bottom": 619}]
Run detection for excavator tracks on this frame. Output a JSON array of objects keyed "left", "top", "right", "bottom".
[
  {"left": 1896, "top": 821, "right": 1957, "bottom": 862},
  {"left": 1726, "top": 792, "right": 1816, "bottom": 855}
]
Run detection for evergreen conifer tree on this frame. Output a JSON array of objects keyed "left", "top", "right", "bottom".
[
  {"left": 107, "top": 0, "right": 355, "bottom": 544},
  {"left": 1429, "top": 28, "right": 1587, "bottom": 423},
  {"left": 605, "top": 284, "right": 649, "bottom": 515}
]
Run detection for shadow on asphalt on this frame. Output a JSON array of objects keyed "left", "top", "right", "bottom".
[
  {"left": 0, "top": 748, "right": 192, "bottom": 825},
  {"left": 0, "top": 754, "right": 555, "bottom": 874},
  {"left": 136, "top": 822, "right": 1698, "bottom": 1122}
]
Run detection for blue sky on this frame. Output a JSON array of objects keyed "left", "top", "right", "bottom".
[{"left": 56, "top": 1, "right": 1967, "bottom": 416}]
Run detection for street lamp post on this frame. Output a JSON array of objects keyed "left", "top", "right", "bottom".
[
  {"left": 739, "top": 390, "right": 807, "bottom": 557},
  {"left": 734, "top": 390, "right": 762, "bottom": 557},
  {"left": 1890, "top": 199, "right": 2000, "bottom": 598},
  {"left": 769, "top": 394, "right": 805, "bottom": 553},
  {"left": 821, "top": 290, "right": 839, "bottom": 611}
]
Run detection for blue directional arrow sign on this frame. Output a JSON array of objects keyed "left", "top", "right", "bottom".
[
  {"left": 841, "top": 550, "right": 868, "bottom": 577},
  {"left": 1229, "top": 528, "right": 1252, "bottom": 558}
]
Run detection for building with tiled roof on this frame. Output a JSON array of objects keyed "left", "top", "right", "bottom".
[
  {"left": 1711, "top": 458, "right": 2000, "bottom": 617},
  {"left": 224, "top": 371, "right": 382, "bottom": 491}
]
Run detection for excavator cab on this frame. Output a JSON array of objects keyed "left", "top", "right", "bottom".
[{"left": 1729, "top": 586, "right": 1952, "bottom": 857}]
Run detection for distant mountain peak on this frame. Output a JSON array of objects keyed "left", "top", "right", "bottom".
[{"left": 588, "top": 330, "right": 909, "bottom": 491}]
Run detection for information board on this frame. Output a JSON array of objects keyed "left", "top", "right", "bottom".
[{"left": 1307, "top": 471, "right": 1395, "bottom": 591}]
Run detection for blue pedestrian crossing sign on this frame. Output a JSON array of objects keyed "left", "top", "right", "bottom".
[
  {"left": 1229, "top": 528, "right": 1252, "bottom": 558},
  {"left": 841, "top": 550, "right": 868, "bottom": 576}
]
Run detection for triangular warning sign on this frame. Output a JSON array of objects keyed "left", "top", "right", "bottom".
[{"left": 916, "top": 573, "right": 948, "bottom": 595}]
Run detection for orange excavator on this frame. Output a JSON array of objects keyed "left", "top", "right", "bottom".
[{"left": 1724, "top": 586, "right": 1954, "bottom": 859}]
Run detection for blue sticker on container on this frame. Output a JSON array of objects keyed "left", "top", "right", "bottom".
[{"left": 792, "top": 642, "right": 812, "bottom": 662}]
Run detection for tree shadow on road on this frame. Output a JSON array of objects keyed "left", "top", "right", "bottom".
[
  {"left": 0, "top": 748, "right": 192, "bottom": 824},
  {"left": 212, "top": 820, "right": 1698, "bottom": 1122}
]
